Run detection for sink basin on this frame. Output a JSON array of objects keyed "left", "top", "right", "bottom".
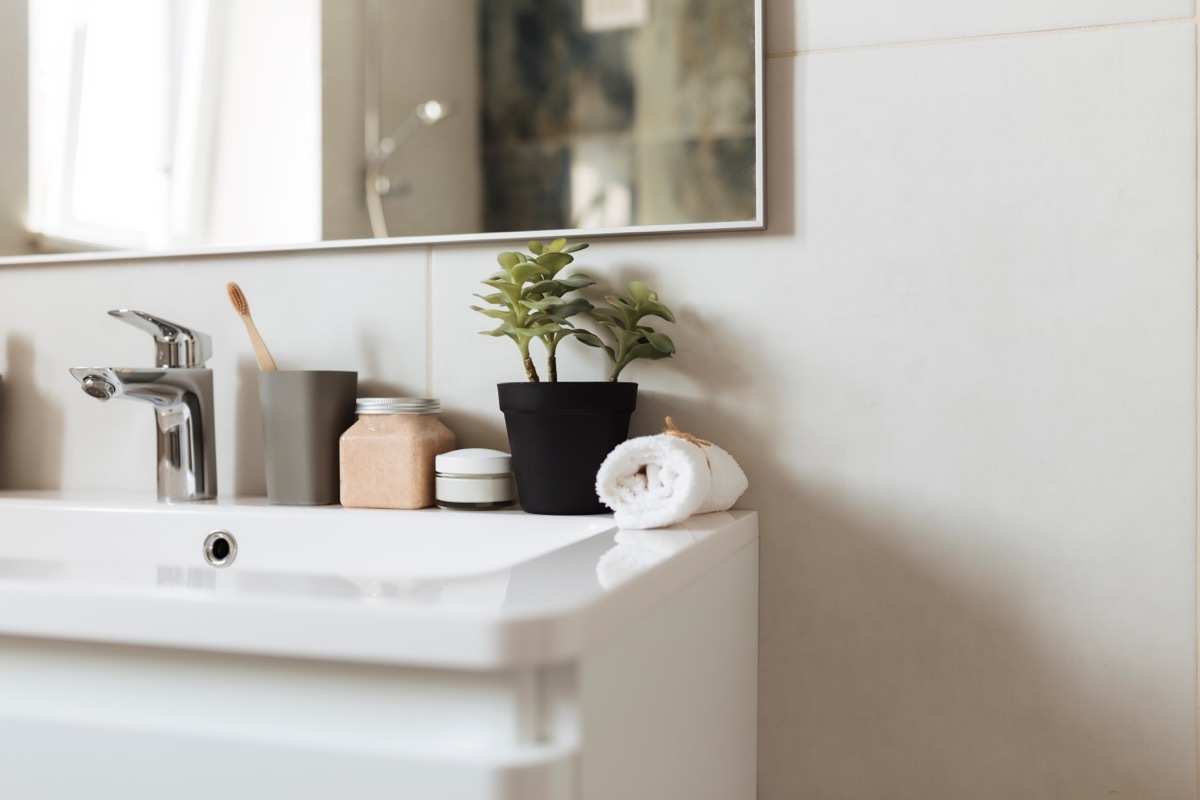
[
  {"left": 0, "top": 491, "right": 757, "bottom": 669},
  {"left": 0, "top": 492, "right": 614, "bottom": 581}
]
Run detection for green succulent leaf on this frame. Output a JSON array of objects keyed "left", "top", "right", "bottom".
[
  {"left": 497, "top": 252, "right": 522, "bottom": 270},
  {"left": 481, "top": 279, "right": 522, "bottom": 305},
  {"left": 639, "top": 301, "right": 676, "bottom": 324},
  {"left": 471, "top": 306, "right": 516, "bottom": 321},
  {"left": 570, "top": 329, "right": 616, "bottom": 359},
  {"left": 480, "top": 321, "right": 521, "bottom": 342},
  {"left": 521, "top": 323, "right": 561, "bottom": 337},
  {"left": 519, "top": 296, "right": 590, "bottom": 316},
  {"left": 519, "top": 298, "right": 562, "bottom": 312},
  {"left": 555, "top": 273, "right": 596, "bottom": 290},
  {"left": 594, "top": 319, "right": 622, "bottom": 333},
  {"left": 589, "top": 308, "right": 620, "bottom": 326},
  {"left": 509, "top": 261, "right": 546, "bottom": 285},
  {"left": 548, "top": 237, "right": 568, "bottom": 252},
  {"left": 545, "top": 297, "right": 594, "bottom": 318},
  {"left": 628, "top": 281, "right": 652, "bottom": 304},
  {"left": 643, "top": 330, "right": 676, "bottom": 354},
  {"left": 528, "top": 240, "right": 545, "bottom": 255},
  {"left": 624, "top": 342, "right": 675, "bottom": 362},
  {"left": 571, "top": 329, "right": 605, "bottom": 347},
  {"left": 598, "top": 325, "right": 642, "bottom": 352},
  {"left": 535, "top": 251, "right": 573, "bottom": 275},
  {"left": 472, "top": 292, "right": 505, "bottom": 305},
  {"left": 525, "top": 279, "right": 561, "bottom": 297},
  {"left": 563, "top": 243, "right": 589, "bottom": 253},
  {"left": 604, "top": 297, "right": 639, "bottom": 329}
]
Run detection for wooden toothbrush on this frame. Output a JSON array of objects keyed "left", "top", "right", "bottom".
[{"left": 226, "top": 282, "right": 278, "bottom": 371}]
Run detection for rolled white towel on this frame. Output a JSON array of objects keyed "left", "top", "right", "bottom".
[
  {"left": 693, "top": 443, "right": 749, "bottom": 515},
  {"left": 595, "top": 419, "right": 748, "bottom": 529}
]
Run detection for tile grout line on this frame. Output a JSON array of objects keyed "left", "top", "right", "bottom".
[
  {"left": 426, "top": 245, "right": 435, "bottom": 398},
  {"left": 764, "top": 14, "right": 1194, "bottom": 59},
  {"left": 1194, "top": 6, "right": 1199, "bottom": 791}
]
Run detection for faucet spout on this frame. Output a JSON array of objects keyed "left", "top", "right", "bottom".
[{"left": 70, "top": 366, "right": 217, "bottom": 502}]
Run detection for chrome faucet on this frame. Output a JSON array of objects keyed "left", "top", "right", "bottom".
[{"left": 70, "top": 310, "right": 217, "bottom": 502}]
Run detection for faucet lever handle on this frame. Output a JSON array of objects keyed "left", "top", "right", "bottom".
[{"left": 108, "top": 309, "right": 213, "bottom": 368}]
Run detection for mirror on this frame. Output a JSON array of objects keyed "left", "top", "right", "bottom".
[{"left": 1, "top": 0, "right": 761, "bottom": 263}]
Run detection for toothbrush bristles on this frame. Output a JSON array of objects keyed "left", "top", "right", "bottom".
[{"left": 227, "top": 282, "right": 249, "bottom": 315}]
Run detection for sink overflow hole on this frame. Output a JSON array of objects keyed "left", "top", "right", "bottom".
[{"left": 203, "top": 531, "right": 237, "bottom": 568}]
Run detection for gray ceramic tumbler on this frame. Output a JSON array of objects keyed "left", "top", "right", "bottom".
[{"left": 259, "top": 370, "right": 358, "bottom": 505}]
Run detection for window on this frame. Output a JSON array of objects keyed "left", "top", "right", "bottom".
[{"left": 29, "top": 0, "right": 222, "bottom": 250}]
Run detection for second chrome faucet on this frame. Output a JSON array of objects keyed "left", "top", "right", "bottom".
[{"left": 70, "top": 310, "right": 217, "bottom": 503}]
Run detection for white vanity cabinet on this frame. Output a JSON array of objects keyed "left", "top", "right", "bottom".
[{"left": 0, "top": 495, "right": 758, "bottom": 799}]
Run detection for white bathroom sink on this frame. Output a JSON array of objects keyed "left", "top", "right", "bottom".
[
  {"left": 0, "top": 492, "right": 760, "bottom": 799},
  {"left": 0, "top": 491, "right": 758, "bottom": 669}
]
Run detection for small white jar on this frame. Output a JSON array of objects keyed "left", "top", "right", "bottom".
[{"left": 435, "top": 449, "right": 517, "bottom": 510}]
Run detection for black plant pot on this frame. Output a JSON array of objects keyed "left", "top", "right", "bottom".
[{"left": 498, "top": 382, "right": 638, "bottom": 515}]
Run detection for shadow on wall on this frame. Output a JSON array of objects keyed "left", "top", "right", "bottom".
[
  {"left": 602, "top": 286, "right": 1184, "bottom": 796},
  {"left": 0, "top": 336, "right": 64, "bottom": 489},
  {"left": 440, "top": 406, "right": 511, "bottom": 455},
  {"left": 658, "top": 300, "right": 1185, "bottom": 796},
  {"left": 763, "top": 45, "right": 798, "bottom": 240}
]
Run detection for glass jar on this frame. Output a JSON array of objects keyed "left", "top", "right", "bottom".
[
  {"left": 435, "top": 449, "right": 517, "bottom": 510},
  {"left": 339, "top": 397, "right": 455, "bottom": 509}
]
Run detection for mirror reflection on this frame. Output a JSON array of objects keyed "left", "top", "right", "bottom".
[{"left": 9, "top": 0, "right": 760, "bottom": 261}]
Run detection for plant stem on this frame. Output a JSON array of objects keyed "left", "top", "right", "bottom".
[
  {"left": 613, "top": 343, "right": 629, "bottom": 382},
  {"left": 518, "top": 337, "right": 540, "bottom": 382},
  {"left": 545, "top": 334, "right": 559, "bottom": 383},
  {"left": 610, "top": 355, "right": 628, "bottom": 382}
]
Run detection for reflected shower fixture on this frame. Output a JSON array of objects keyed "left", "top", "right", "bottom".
[{"left": 364, "top": 100, "right": 452, "bottom": 239}]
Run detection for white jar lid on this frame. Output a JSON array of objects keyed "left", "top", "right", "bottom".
[{"left": 435, "top": 448, "right": 512, "bottom": 475}]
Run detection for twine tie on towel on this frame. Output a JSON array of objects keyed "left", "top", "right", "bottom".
[
  {"left": 662, "top": 417, "right": 712, "bottom": 467},
  {"left": 662, "top": 417, "right": 712, "bottom": 447}
]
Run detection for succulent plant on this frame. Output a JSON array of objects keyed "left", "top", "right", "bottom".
[
  {"left": 471, "top": 238, "right": 594, "bottom": 382},
  {"left": 473, "top": 240, "right": 676, "bottom": 382},
  {"left": 575, "top": 281, "right": 676, "bottom": 381}
]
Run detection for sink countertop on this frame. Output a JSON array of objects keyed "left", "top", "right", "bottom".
[{"left": 0, "top": 491, "right": 758, "bottom": 670}]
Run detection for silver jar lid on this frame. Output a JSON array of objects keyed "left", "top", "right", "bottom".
[{"left": 355, "top": 397, "right": 440, "bottom": 414}]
